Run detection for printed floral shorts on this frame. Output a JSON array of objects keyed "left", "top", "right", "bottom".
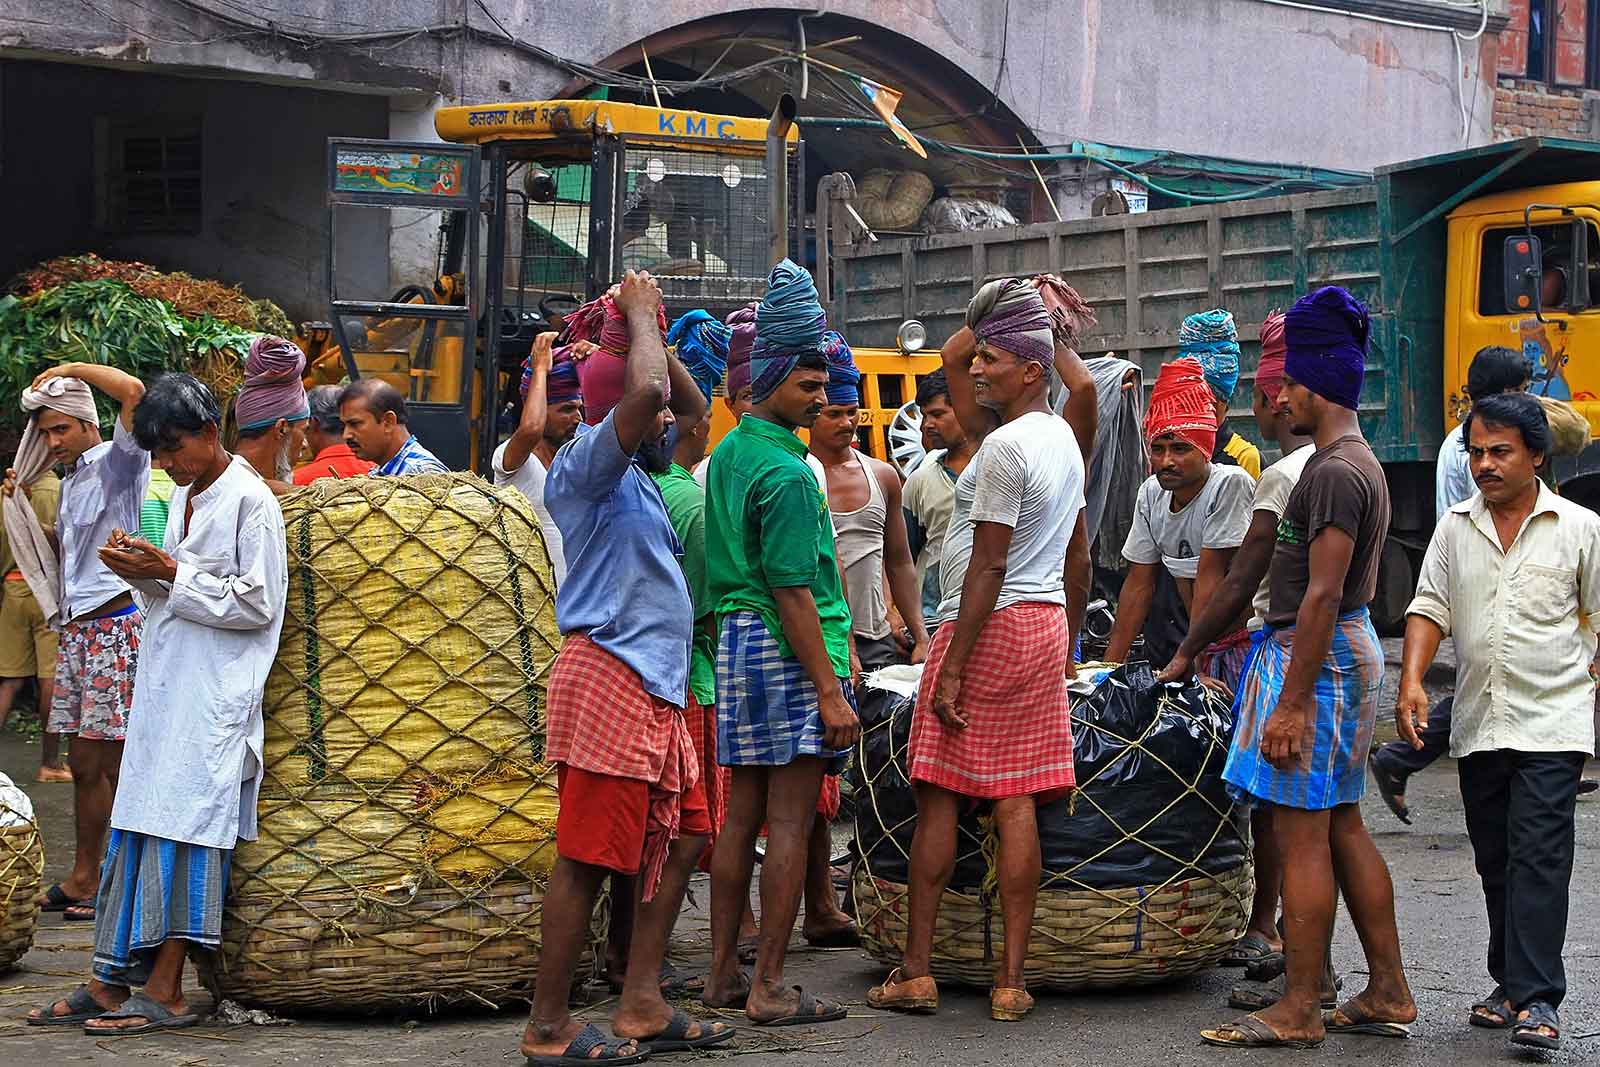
[{"left": 49, "top": 610, "right": 142, "bottom": 741}]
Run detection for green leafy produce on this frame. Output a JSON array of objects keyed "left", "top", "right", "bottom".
[{"left": 0, "top": 280, "right": 255, "bottom": 434}]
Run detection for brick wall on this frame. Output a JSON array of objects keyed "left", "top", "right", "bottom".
[{"left": 1493, "top": 78, "right": 1596, "bottom": 137}]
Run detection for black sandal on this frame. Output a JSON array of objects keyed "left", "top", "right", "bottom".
[
  {"left": 1468, "top": 984, "right": 1511, "bottom": 1029},
  {"left": 526, "top": 1023, "right": 649, "bottom": 1065},
  {"left": 1511, "top": 1000, "right": 1560, "bottom": 1051}
]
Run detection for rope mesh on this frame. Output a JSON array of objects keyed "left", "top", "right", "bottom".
[
  {"left": 199, "top": 473, "right": 596, "bottom": 1012},
  {"left": 851, "top": 668, "right": 1252, "bottom": 990},
  {"left": 0, "top": 802, "right": 42, "bottom": 972}
]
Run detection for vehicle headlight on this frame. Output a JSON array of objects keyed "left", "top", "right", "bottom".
[{"left": 896, "top": 319, "right": 927, "bottom": 354}]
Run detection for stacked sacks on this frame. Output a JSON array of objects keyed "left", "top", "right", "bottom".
[
  {"left": 203, "top": 474, "right": 573, "bottom": 1013},
  {"left": 0, "top": 773, "right": 41, "bottom": 972},
  {"left": 851, "top": 663, "right": 1250, "bottom": 990}
]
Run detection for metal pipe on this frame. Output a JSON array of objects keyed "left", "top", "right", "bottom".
[{"left": 767, "top": 93, "right": 797, "bottom": 268}]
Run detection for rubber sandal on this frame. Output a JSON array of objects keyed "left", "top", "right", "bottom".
[
  {"left": 1468, "top": 984, "right": 1511, "bottom": 1029},
  {"left": 1200, "top": 1014, "right": 1323, "bottom": 1049},
  {"left": 606, "top": 962, "right": 705, "bottom": 999},
  {"left": 1511, "top": 999, "right": 1560, "bottom": 1051},
  {"left": 1322, "top": 999, "right": 1411, "bottom": 1039},
  {"left": 1227, "top": 979, "right": 1340, "bottom": 1012},
  {"left": 636, "top": 1010, "right": 733, "bottom": 1052},
  {"left": 1367, "top": 754, "right": 1412, "bottom": 825},
  {"left": 750, "top": 986, "right": 848, "bottom": 1027},
  {"left": 866, "top": 968, "right": 939, "bottom": 1013},
  {"left": 26, "top": 986, "right": 105, "bottom": 1026},
  {"left": 803, "top": 924, "right": 861, "bottom": 949},
  {"left": 1221, "top": 932, "right": 1282, "bottom": 968},
  {"left": 526, "top": 1023, "right": 649, "bottom": 1065},
  {"left": 38, "top": 883, "right": 86, "bottom": 913},
  {"left": 990, "top": 986, "right": 1034, "bottom": 1022},
  {"left": 63, "top": 903, "right": 95, "bottom": 922},
  {"left": 736, "top": 936, "right": 759, "bottom": 964},
  {"left": 82, "top": 992, "right": 201, "bottom": 1035}
]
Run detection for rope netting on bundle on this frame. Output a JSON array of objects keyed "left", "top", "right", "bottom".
[
  {"left": 851, "top": 663, "right": 1252, "bottom": 990},
  {"left": 0, "top": 784, "right": 42, "bottom": 972},
  {"left": 199, "top": 474, "right": 585, "bottom": 1013}
]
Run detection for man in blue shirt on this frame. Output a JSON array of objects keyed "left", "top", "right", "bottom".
[
  {"left": 521, "top": 271, "right": 732, "bottom": 1064},
  {"left": 336, "top": 379, "right": 448, "bottom": 475}
]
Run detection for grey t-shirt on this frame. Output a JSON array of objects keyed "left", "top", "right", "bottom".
[
  {"left": 936, "top": 411, "right": 1085, "bottom": 622},
  {"left": 1121, "top": 465, "right": 1254, "bottom": 579}
]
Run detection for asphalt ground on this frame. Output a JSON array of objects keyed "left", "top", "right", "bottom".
[{"left": 6, "top": 637, "right": 1600, "bottom": 1065}]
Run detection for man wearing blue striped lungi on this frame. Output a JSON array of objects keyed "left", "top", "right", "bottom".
[
  {"left": 26, "top": 374, "right": 287, "bottom": 1035},
  {"left": 1201, "top": 287, "right": 1416, "bottom": 1050}
]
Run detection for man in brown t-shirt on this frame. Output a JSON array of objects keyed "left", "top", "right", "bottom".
[{"left": 1202, "top": 286, "right": 1415, "bottom": 1049}]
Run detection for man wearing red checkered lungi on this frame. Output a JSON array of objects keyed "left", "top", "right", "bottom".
[
  {"left": 519, "top": 273, "right": 733, "bottom": 1064},
  {"left": 868, "top": 279, "right": 1092, "bottom": 1023}
]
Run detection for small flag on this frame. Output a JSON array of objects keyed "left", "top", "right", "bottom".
[{"left": 857, "top": 77, "right": 927, "bottom": 159}]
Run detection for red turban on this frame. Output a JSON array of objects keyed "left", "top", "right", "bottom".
[
  {"left": 1145, "top": 357, "right": 1218, "bottom": 455},
  {"left": 559, "top": 290, "right": 669, "bottom": 425},
  {"left": 1256, "top": 312, "right": 1287, "bottom": 404}
]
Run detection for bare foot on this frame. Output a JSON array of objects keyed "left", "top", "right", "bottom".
[{"left": 35, "top": 765, "right": 72, "bottom": 784}]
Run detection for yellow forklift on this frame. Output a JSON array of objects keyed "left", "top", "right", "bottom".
[{"left": 321, "top": 97, "right": 935, "bottom": 472}]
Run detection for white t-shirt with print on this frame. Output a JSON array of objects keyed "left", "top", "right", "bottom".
[{"left": 1121, "top": 464, "right": 1254, "bottom": 580}]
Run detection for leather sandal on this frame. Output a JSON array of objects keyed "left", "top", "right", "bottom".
[
  {"left": 866, "top": 968, "right": 939, "bottom": 1014},
  {"left": 990, "top": 986, "right": 1034, "bottom": 1022}
]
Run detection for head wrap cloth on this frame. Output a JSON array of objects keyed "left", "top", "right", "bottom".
[
  {"left": 1255, "top": 312, "right": 1287, "bottom": 404},
  {"left": 820, "top": 331, "right": 860, "bottom": 406},
  {"left": 8, "top": 377, "right": 103, "bottom": 628},
  {"left": 667, "top": 310, "right": 730, "bottom": 404},
  {"left": 235, "top": 335, "right": 309, "bottom": 432},
  {"left": 1178, "top": 309, "right": 1240, "bottom": 403},
  {"left": 1283, "top": 286, "right": 1368, "bottom": 411},
  {"left": 750, "top": 260, "right": 827, "bottom": 404},
  {"left": 559, "top": 291, "right": 669, "bottom": 424},
  {"left": 1145, "top": 357, "right": 1218, "bottom": 455},
  {"left": 965, "top": 279, "right": 1053, "bottom": 366},
  {"left": 723, "top": 302, "right": 757, "bottom": 401},
  {"left": 519, "top": 347, "right": 583, "bottom": 405}
]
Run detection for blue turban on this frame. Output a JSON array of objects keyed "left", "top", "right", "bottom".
[
  {"left": 1178, "top": 308, "right": 1241, "bottom": 402},
  {"left": 820, "top": 331, "right": 860, "bottom": 406},
  {"left": 751, "top": 259, "right": 827, "bottom": 403},
  {"left": 1284, "top": 286, "right": 1368, "bottom": 411},
  {"left": 667, "top": 309, "right": 730, "bottom": 404}
]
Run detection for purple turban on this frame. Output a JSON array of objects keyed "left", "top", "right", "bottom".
[
  {"left": 821, "top": 331, "right": 860, "bottom": 406},
  {"left": 966, "top": 279, "right": 1053, "bottom": 366},
  {"left": 235, "top": 336, "right": 309, "bottom": 432},
  {"left": 520, "top": 345, "right": 583, "bottom": 404},
  {"left": 1284, "top": 286, "right": 1368, "bottom": 411},
  {"left": 724, "top": 302, "right": 757, "bottom": 401}
]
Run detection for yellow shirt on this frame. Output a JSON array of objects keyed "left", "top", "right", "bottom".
[
  {"left": 0, "top": 471, "right": 60, "bottom": 578},
  {"left": 1408, "top": 481, "right": 1600, "bottom": 757},
  {"left": 1220, "top": 432, "right": 1261, "bottom": 480}
]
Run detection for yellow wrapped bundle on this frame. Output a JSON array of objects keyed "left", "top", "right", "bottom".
[{"left": 203, "top": 474, "right": 578, "bottom": 1012}]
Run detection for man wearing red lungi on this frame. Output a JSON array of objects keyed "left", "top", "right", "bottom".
[
  {"left": 520, "top": 271, "right": 733, "bottom": 1065},
  {"left": 869, "top": 277, "right": 1091, "bottom": 1023}
]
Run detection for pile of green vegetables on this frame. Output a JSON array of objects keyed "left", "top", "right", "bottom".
[{"left": 0, "top": 280, "right": 258, "bottom": 433}]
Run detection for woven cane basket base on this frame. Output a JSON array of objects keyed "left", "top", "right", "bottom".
[
  {"left": 0, "top": 820, "right": 43, "bottom": 972},
  {"left": 853, "top": 861, "right": 1252, "bottom": 991},
  {"left": 203, "top": 878, "right": 600, "bottom": 1013}
]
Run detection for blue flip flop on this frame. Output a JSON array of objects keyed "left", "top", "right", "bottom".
[
  {"left": 527, "top": 1023, "right": 649, "bottom": 1065},
  {"left": 639, "top": 1010, "right": 734, "bottom": 1052}
]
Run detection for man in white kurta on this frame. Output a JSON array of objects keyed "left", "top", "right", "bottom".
[{"left": 26, "top": 373, "right": 287, "bottom": 1035}]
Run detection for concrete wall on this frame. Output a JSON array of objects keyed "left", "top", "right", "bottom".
[
  {"left": 0, "top": 0, "right": 1498, "bottom": 174},
  {"left": 0, "top": 60, "right": 388, "bottom": 323}
]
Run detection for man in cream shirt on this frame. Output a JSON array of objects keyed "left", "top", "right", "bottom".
[{"left": 1398, "top": 392, "right": 1600, "bottom": 1054}]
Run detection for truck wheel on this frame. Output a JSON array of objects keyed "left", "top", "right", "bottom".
[{"left": 1370, "top": 538, "right": 1415, "bottom": 635}]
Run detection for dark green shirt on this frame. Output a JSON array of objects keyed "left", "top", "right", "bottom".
[
  {"left": 651, "top": 463, "right": 716, "bottom": 706},
  {"left": 704, "top": 415, "right": 851, "bottom": 676}
]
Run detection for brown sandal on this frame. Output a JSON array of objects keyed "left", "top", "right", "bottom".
[
  {"left": 866, "top": 968, "right": 939, "bottom": 1014},
  {"left": 990, "top": 986, "right": 1034, "bottom": 1022}
]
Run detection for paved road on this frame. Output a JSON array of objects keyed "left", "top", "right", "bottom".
[{"left": 7, "top": 638, "right": 1600, "bottom": 1065}]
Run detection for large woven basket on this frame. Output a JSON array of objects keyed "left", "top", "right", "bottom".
[
  {"left": 0, "top": 808, "right": 43, "bottom": 972},
  {"left": 200, "top": 473, "right": 583, "bottom": 1013},
  {"left": 851, "top": 665, "right": 1252, "bottom": 991}
]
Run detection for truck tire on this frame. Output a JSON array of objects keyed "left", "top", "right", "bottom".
[{"left": 1371, "top": 537, "right": 1415, "bottom": 635}]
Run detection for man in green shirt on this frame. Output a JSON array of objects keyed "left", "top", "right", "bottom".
[{"left": 700, "top": 260, "right": 856, "bottom": 1027}]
